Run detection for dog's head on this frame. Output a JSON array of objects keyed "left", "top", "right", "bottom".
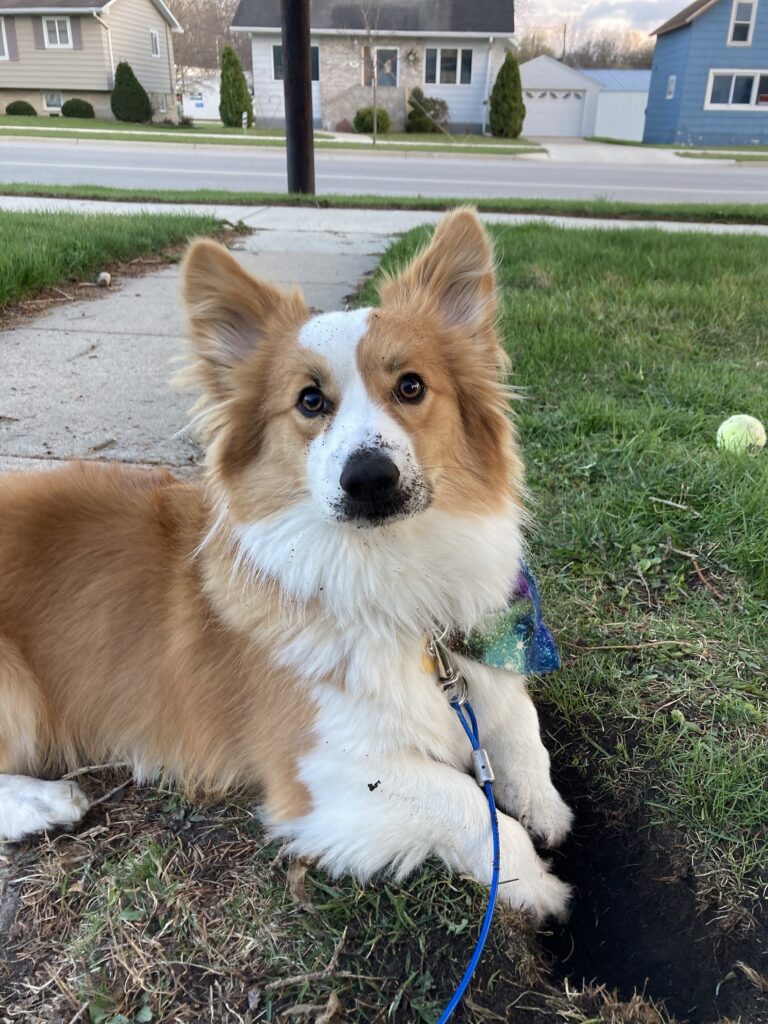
[{"left": 182, "top": 209, "right": 522, "bottom": 536}]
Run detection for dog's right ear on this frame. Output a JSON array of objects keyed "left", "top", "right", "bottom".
[{"left": 181, "top": 239, "right": 307, "bottom": 401}]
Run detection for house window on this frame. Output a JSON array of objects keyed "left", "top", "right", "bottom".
[
  {"left": 728, "top": 0, "right": 756, "bottom": 43},
  {"left": 363, "top": 46, "right": 398, "bottom": 87},
  {"left": 440, "top": 49, "right": 458, "bottom": 84},
  {"left": 158, "top": 93, "right": 167, "bottom": 112},
  {"left": 424, "top": 47, "right": 472, "bottom": 85},
  {"left": 150, "top": 29, "right": 160, "bottom": 57},
  {"left": 666, "top": 73, "right": 676, "bottom": 99},
  {"left": 0, "top": 17, "right": 8, "bottom": 60},
  {"left": 706, "top": 69, "right": 768, "bottom": 108},
  {"left": 460, "top": 48, "right": 472, "bottom": 84},
  {"left": 272, "top": 44, "right": 319, "bottom": 81},
  {"left": 42, "top": 91, "right": 63, "bottom": 111},
  {"left": 44, "top": 17, "right": 71, "bottom": 48}
]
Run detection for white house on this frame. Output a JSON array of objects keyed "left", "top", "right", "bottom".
[
  {"left": 179, "top": 67, "right": 254, "bottom": 122},
  {"left": 519, "top": 55, "right": 651, "bottom": 141},
  {"left": 230, "top": 0, "right": 516, "bottom": 132}
]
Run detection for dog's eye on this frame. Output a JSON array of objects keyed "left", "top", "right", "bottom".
[
  {"left": 396, "top": 374, "right": 425, "bottom": 403},
  {"left": 298, "top": 387, "right": 328, "bottom": 418}
]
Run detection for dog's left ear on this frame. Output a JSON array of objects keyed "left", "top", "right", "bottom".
[
  {"left": 379, "top": 208, "right": 496, "bottom": 338},
  {"left": 181, "top": 239, "right": 307, "bottom": 401}
]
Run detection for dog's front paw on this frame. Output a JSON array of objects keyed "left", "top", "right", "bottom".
[
  {"left": 496, "top": 776, "right": 573, "bottom": 849},
  {"left": 0, "top": 776, "right": 90, "bottom": 842},
  {"left": 494, "top": 815, "right": 572, "bottom": 922}
]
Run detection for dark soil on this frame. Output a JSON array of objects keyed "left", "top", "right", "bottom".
[{"left": 541, "top": 752, "right": 768, "bottom": 1024}]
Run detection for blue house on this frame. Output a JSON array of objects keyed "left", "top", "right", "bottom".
[{"left": 643, "top": 0, "right": 768, "bottom": 145}]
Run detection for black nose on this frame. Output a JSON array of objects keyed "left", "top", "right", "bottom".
[{"left": 340, "top": 451, "right": 400, "bottom": 505}]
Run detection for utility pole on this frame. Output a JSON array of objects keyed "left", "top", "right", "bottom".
[{"left": 280, "top": 0, "right": 315, "bottom": 194}]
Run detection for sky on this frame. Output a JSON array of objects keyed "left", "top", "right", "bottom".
[{"left": 516, "top": 0, "right": 686, "bottom": 37}]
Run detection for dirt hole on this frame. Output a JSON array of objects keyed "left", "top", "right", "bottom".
[{"left": 540, "top": 756, "right": 767, "bottom": 1024}]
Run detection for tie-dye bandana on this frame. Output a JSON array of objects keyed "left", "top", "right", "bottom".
[{"left": 454, "top": 564, "right": 561, "bottom": 675}]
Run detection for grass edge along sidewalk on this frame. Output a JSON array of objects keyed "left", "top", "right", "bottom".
[
  {"left": 2, "top": 183, "right": 768, "bottom": 225},
  {"left": 0, "top": 209, "right": 223, "bottom": 311}
]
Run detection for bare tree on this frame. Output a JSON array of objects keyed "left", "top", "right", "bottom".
[
  {"left": 170, "top": 0, "right": 250, "bottom": 82},
  {"left": 359, "top": 2, "right": 383, "bottom": 144},
  {"left": 516, "top": 25, "right": 654, "bottom": 69}
]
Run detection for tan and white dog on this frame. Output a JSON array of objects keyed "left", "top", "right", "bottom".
[{"left": 0, "top": 209, "right": 572, "bottom": 921}]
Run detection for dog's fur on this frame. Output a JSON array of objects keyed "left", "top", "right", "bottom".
[{"left": 0, "top": 210, "right": 572, "bottom": 920}]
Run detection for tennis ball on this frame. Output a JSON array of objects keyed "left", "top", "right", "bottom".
[{"left": 716, "top": 414, "right": 766, "bottom": 454}]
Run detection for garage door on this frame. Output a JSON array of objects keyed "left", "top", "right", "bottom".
[{"left": 523, "top": 89, "right": 585, "bottom": 137}]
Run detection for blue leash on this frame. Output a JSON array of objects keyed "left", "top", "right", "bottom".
[{"left": 436, "top": 698, "right": 501, "bottom": 1023}]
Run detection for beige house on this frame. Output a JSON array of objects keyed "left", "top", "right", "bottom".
[
  {"left": 0, "top": 0, "right": 181, "bottom": 120},
  {"left": 230, "top": 0, "right": 515, "bottom": 132}
]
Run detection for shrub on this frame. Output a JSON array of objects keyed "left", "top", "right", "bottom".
[
  {"left": 489, "top": 51, "right": 525, "bottom": 138},
  {"left": 111, "top": 61, "right": 152, "bottom": 122},
  {"left": 61, "top": 98, "right": 95, "bottom": 118},
  {"left": 353, "top": 106, "right": 391, "bottom": 134},
  {"left": 405, "top": 87, "right": 449, "bottom": 134},
  {"left": 335, "top": 117, "right": 354, "bottom": 133},
  {"left": 6, "top": 100, "right": 36, "bottom": 116},
  {"left": 219, "top": 45, "right": 253, "bottom": 128}
]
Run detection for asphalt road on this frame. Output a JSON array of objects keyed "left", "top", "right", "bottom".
[{"left": 1, "top": 137, "right": 767, "bottom": 203}]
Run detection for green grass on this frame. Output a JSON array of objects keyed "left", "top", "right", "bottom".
[
  {"left": 0, "top": 116, "right": 533, "bottom": 153},
  {"left": 0, "top": 114, "right": 288, "bottom": 135},
  {"left": 678, "top": 151, "right": 768, "bottom": 163},
  {"left": 591, "top": 135, "right": 768, "bottom": 152},
  {"left": 0, "top": 210, "right": 221, "bottom": 309},
  {"left": 373, "top": 132, "right": 539, "bottom": 146},
  {"left": 362, "top": 223, "right": 768, "bottom": 916},
  {"left": 2, "top": 182, "right": 768, "bottom": 224}
]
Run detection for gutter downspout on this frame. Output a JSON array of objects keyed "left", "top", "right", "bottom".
[
  {"left": 94, "top": 12, "right": 114, "bottom": 87},
  {"left": 481, "top": 35, "right": 494, "bottom": 135}
]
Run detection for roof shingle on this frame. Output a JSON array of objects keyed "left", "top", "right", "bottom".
[
  {"left": 652, "top": 0, "right": 718, "bottom": 36},
  {"left": 231, "top": 0, "right": 514, "bottom": 35}
]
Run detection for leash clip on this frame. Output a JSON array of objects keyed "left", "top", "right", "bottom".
[{"left": 428, "top": 634, "right": 469, "bottom": 706}]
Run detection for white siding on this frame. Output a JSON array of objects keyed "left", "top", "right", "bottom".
[
  {"left": 592, "top": 91, "right": 648, "bottom": 141},
  {"left": 250, "top": 34, "right": 321, "bottom": 127},
  {"left": 421, "top": 39, "right": 490, "bottom": 130},
  {"left": 520, "top": 56, "right": 601, "bottom": 137}
]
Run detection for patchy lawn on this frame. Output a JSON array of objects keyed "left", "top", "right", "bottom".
[
  {"left": 1, "top": 223, "right": 766, "bottom": 1024},
  {"left": 0, "top": 210, "right": 222, "bottom": 311}
]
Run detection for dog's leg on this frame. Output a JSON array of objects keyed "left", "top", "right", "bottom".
[
  {"left": 456, "top": 656, "right": 573, "bottom": 848},
  {"left": 270, "top": 752, "right": 571, "bottom": 922},
  {"left": 0, "top": 637, "right": 89, "bottom": 842}
]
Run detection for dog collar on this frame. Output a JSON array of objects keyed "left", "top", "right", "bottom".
[{"left": 428, "top": 564, "right": 561, "bottom": 680}]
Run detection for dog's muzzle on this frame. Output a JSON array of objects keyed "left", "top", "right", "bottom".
[{"left": 337, "top": 449, "right": 408, "bottom": 523}]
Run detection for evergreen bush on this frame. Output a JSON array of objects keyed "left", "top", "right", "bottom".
[
  {"left": 405, "top": 87, "right": 449, "bottom": 133},
  {"left": 353, "top": 106, "right": 391, "bottom": 134},
  {"left": 219, "top": 46, "right": 253, "bottom": 127},
  {"left": 61, "top": 98, "right": 95, "bottom": 118},
  {"left": 6, "top": 100, "right": 36, "bottom": 116},
  {"left": 110, "top": 62, "right": 152, "bottom": 123},
  {"left": 489, "top": 51, "right": 525, "bottom": 138}
]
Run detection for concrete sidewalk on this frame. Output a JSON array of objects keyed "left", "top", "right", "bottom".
[
  {"left": 2, "top": 200, "right": 768, "bottom": 476},
  {"left": 0, "top": 214, "right": 390, "bottom": 475},
  {"left": 2, "top": 196, "right": 767, "bottom": 236}
]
